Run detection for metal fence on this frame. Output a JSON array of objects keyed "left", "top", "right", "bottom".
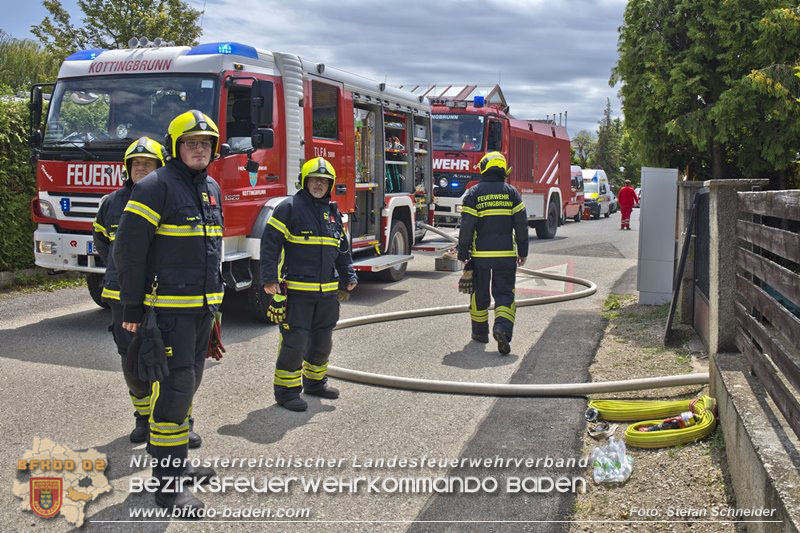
[{"left": 734, "top": 190, "right": 800, "bottom": 440}]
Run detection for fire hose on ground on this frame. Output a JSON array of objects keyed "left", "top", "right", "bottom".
[{"left": 324, "top": 223, "right": 713, "bottom": 447}]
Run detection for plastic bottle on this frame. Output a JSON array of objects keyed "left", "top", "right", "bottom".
[{"left": 591, "top": 436, "right": 634, "bottom": 483}]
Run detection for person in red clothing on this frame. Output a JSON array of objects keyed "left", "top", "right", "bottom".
[{"left": 617, "top": 180, "right": 639, "bottom": 230}]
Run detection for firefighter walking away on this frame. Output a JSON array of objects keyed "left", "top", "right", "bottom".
[
  {"left": 113, "top": 111, "right": 224, "bottom": 517},
  {"left": 457, "top": 152, "right": 528, "bottom": 355},
  {"left": 260, "top": 157, "right": 357, "bottom": 412}
]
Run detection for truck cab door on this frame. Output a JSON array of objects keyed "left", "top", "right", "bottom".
[{"left": 303, "top": 79, "right": 354, "bottom": 212}]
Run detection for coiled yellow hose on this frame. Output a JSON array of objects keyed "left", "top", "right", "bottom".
[{"left": 588, "top": 396, "right": 717, "bottom": 448}]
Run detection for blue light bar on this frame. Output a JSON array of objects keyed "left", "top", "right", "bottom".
[
  {"left": 473, "top": 95, "right": 485, "bottom": 107},
  {"left": 187, "top": 42, "right": 258, "bottom": 59},
  {"left": 64, "top": 49, "right": 106, "bottom": 61}
]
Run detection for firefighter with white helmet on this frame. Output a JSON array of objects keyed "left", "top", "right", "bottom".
[
  {"left": 113, "top": 111, "right": 223, "bottom": 517},
  {"left": 260, "top": 157, "right": 357, "bottom": 412},
  {"left": 457, "top": 151, "right": 528, "bottom": 355}
]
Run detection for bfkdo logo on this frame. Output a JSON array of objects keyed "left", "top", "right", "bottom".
[
  {"left": 30, "top": 478, "right": 62, "bottom": 518},
  {"left": 14, "top": 438, "right": 112, "bottom": 527}
]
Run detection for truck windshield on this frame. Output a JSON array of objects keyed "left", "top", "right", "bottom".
[
  {"left": 584, "top": 181, "right": 598, "bottom": 194},
  {"left": 43, "top": 75, "right": 217, "bottom": 148},
  {"left": 432, "top": 114, "right": 485, "bottom": 152}
]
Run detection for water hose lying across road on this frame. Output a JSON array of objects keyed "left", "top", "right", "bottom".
[{"left": 327, "top": 223, "right": 709, "bottom": 397}]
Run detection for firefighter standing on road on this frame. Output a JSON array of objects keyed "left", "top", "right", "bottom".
[
  {"left": 457, "top": 152, "right": 528, "bottom": 355},
  {"left": 617, "top": 179, "right": 639, "bottom": 230},
  {"left": 260, "top": 157, "right": 357, "bottom": 412},
  {"left": 113, "top": 111, "right": 223, "bottom": 516},
  {"left": 92, "top": 136, "right": 215, "bottom": 447}
]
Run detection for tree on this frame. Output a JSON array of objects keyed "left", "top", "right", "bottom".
[
  {"left": 0, "top": 31, "right": 60, "bottom": 93},
  {"left": 590, "top": 99, "right": 624, "bottom": 187},
  {"left": 31, "top": 0, "right": 203, "bottom": 60},
  {"left": 612, "top": 0, "right": 800, "bottom": 184},
  {"left": 571, "top": 130, "right": 595, "bottom": 168}
]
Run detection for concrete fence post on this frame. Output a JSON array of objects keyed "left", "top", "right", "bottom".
[{"left": 703, "top": 179, "right": 769, "bottom": 354}]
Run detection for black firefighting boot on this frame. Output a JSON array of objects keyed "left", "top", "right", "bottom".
[
  {"left": 181, "top": 463, "right": 217, "bottom": 486},
  {"left": 471, "top": 333, "right": 489, "bottom": 343},
  {"left": 188, "top": 418, "right": 201, "bottom": 449},
  {"left": 130, "top": 414, "right": 148, "bottom": 443},
  {"left": 278, "top": 397, "right": 308, "bottom": 412},
  {"left": 154, "top": 472, "right": 205, "bottom": 519},
  {"left": 493, "top": 329, "right": 512, "bottom": 356},
  {"left": 304, "top": 377, "right": 340, "bottom": 400}
]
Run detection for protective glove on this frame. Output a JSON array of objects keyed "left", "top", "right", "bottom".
[
  {"left": 132, "top": 307, "right": 170, "bottom": 383},
  {"left": 337, "top": 281, "right": 356, "bottom": 302},
  {"left": 206, "top": 312, "right": 226, "bottom": 361},
  {"left": 266, "top": 293, "right": 287, "bottom": 323},
  {"left": 458, "top": 260, "right": 474, "bottom": 294}
]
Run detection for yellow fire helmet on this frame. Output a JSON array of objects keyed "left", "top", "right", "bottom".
[
  {"left": 124, "top": 136, "right": 164, "bottom": 177},
  {"left": 299, "top": 157, "right": 337, "bottom": 190},
  {"left": 478, "top": 151, "right": 511, "bottom": 176},
  {"left": 165, "top": 110, "right": 220, "bottom": 159}
]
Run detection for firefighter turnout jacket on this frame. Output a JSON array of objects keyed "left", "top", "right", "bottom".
[
  {"left": 260, "top": 189, "right": 357, "bottom": 294},
  {"left": 114, "top": 159, "right": 224, "bottom": 323},
  {"left": 93, "top": 180, "right": 133, "bottom": 303},
  {"left": 457, "top": 168, "right": 529, "bottom": 267}
]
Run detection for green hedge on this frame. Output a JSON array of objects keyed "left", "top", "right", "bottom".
[{"left": 0, "top": 89, "right": 36, "bottom": 271}]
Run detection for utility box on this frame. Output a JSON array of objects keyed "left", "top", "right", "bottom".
[{"left": 637, "top": 167, "right": 678, "bottom": 305}]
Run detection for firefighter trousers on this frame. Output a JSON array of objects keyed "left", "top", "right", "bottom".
[
  {"left": 273, "top": 293, "right": 339, "bottom": 403},
  {"left": 147, "top": 312, "right": 211, "bottom": 478},
  {"left": 110, "top": 303, "right": 151, "bottom": 418},
  {"left": 470, "top": 266, "right": 517, "bottom": 339}
]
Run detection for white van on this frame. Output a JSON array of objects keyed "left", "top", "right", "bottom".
[{"left": 581, "top": 169, "right": 612, "bottom": 219}]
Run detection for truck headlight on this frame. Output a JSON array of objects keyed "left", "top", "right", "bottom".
[
  {"left": 36, "top": 240, "right": 57, "bottom": 254},
  {"left": 455, "top": 205, "right": 463, "bottom": 213},
  {"left": 439, "top": 177, "right": 448, "bottom": 188},
  {"left": 38, "top": 200, "right": 56, "bottom": 218}
]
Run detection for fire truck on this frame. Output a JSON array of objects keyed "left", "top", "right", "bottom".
[
  {"left": 28, "top": 40, "right": 436, "bottom": 321},
  {"left": 403, "top": 85, "right": 571, "bottom": 239}
]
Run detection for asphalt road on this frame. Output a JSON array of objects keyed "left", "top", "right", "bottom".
[{"left": 1, "top": 209, "right": 641, "bottom": 531}]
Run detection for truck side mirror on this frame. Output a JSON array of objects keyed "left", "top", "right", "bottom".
[
  {"left": 251, "top": 128, "right": 274, "bottom": 150},
  {"left": 29, "top": 86, "right": 43, "bottom": 148},
  {"left": 251, "top": 79, "right": 274, "bottom": 128}
]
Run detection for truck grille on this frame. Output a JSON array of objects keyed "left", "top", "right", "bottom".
[{"left": 433, "top": 173, "right": 473, "bottom": 198}]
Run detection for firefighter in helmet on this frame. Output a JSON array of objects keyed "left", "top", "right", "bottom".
[
  {"left": 457, "top": 151, "right": 528, "bottom": 355},
  {"left": 260, "top": 157, "right": 357, "bottom": 412},
  {"left": 92, "top": 136, "right": 212, "bottom": 448},
  {"left": 113, "top": 111, "right": 223, "bottom": 516}
]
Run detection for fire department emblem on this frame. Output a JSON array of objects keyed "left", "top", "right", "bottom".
[
  {"left": 249, "top": 172, "right": 258, "bottom": 187},
  {"left": 30, "top": 478, "right": 62, "bottom": 518}
]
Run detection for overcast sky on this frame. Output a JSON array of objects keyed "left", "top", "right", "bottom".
[{"left": 3, "top": 0, "right": 625, "bottom": 136}]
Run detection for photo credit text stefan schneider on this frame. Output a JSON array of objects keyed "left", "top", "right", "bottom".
[{"left": 129, "top": 454, "right": 589, "bottom": 495}]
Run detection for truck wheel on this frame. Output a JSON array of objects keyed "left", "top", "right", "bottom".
[
  {"left": 248, "top": 284, "right": 273, "bottom": 324},
  {"left": 86, "top": 273, "right": 109, "bottom": 309},
  {"left": 604, "top": 210, "right": 610, "bottom": 218},
  {"left": 574, "top": 211, "right": 581, "bottom": 222},
  {"left": 592, "top": 206, "right": 600, "bottom": 220},
  {"left": 379, "top": 220, "right": 410, "bottom": 282},
  {"left": 535, "top": 199, "right": 559, "bottom": 239}
]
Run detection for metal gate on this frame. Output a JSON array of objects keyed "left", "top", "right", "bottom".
[{"left": 693, "top": 189, "right": 710, "bottom": 347}]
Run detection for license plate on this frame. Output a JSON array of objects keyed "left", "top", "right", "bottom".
[{"left": 87, "top": 241, "right": 94, "bottom": 254}]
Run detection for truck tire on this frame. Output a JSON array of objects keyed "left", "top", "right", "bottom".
[
  {"left": 86, "top": 273, "right": 109, "bottom": 309},
  {"left": 574, "top": 210, "right": 581, "bottom": 222},
  {"left": 592, "top": 206, "right": 600, "bottom": 220},
  {"left": 248, "top": 284, "right": 273, "bottom": 324},
  {"left": 535, "top": 199, "right": 559, "bottom": 239},
  {"left": 604, "top": 210, "right": 610, "bottom": 218},
  {"left": 379, "top": 220, "right": 410, "bottom": 282}
]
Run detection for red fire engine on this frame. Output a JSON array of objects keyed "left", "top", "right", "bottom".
[
  {"left": 29, "top": 41, "right": 435, "bottom": 321},
  {"left": 400, "top": 85, "right": 571, "bottom": 239}
]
